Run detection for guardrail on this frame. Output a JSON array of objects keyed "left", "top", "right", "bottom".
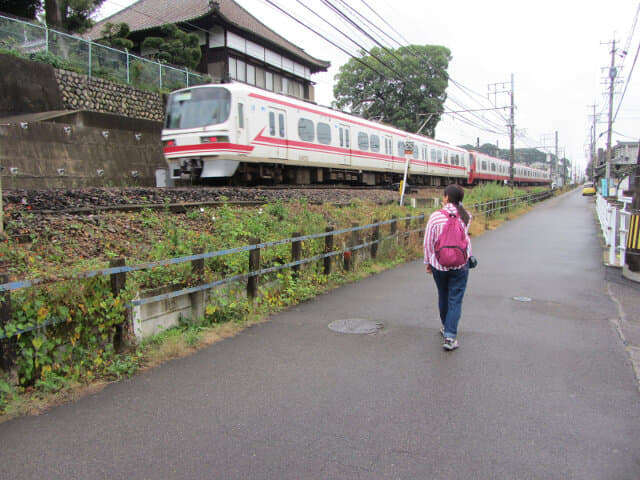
[
  {"left": 596, "top": 193, "right": 632, "bottom": 267},
  {"left": 0, "top": 14, "right": 208, "bottom": 91},
  {"left": 0, "top": 189, "right": 554, "bottom": 343}
]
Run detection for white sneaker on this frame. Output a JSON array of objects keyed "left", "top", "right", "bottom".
[{"left": 443, "top": 338, "right": 459, "bottom": 351}]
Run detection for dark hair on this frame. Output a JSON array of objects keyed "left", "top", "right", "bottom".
[{"left": 444, "top": 184, "right": 470, "bottom": 225}]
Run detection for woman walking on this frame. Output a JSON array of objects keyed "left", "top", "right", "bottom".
[{"left": 424, "top": 184, "right": 472, "bottom": 350}]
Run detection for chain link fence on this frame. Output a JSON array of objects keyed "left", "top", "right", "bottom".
[{"left": 0, "top": 14, "right": 209, "bottom": 91}]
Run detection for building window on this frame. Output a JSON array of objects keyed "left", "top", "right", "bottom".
[
  {"left": 228, "top": 57, "right": 237, "bottom": 79},
  {"left": 237, "top": 60, "right": 246, "bottom": 82},
  {"left": 358, "top": 132, "right": 369, "bottom": 151},
  {"left": 317, "top": 122, "right": 331, "bottom": 145},
  {"left": 282, "top": 77, "right": 289, "bottom": 95},
  {"left": 256, "top": 67, "right": 265, "bottom": 88},
  {"left": 266, "top": 71, "right": 273, "bottom": 91},
  {"left": 370, "top": 134, "right": 380, "bottom": 152},
  {"left": 247, "top": 64, "right": 255, "bottom": 85},
  {"left": 298, "top": 118, "right": 314, "bottom": 142},
  {"left": 274, "top": 74, "right": 282, "bottom": 93}
]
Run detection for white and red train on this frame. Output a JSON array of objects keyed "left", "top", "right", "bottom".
[{"left": 162, "top": 83, "right": 550, "bottom": 186}]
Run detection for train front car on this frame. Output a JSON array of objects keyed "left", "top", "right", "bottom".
[{"left": 162, "top": 85, "right": 249, "bottom": 181}]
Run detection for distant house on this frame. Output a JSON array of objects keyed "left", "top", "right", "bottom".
[
  {"left": 87, "top": 0, "right": 330, "bottom": 101},
  {"left": 612, "top": 141, "right": 639, "bottom": 166}
]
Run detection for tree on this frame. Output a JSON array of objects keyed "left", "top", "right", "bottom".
[
  {"left": 0, "top": 0, "right": 40, "bottom": 19},
  {"left": 98, "top": 22, "right": 133, "bottom": 51},
  {"left": 141, "top": 24, "right": 201, "bottom": 70},
  {"left": 44, "top": 0, "right": 106, "bottom": 33},
  {"left": 333, "top": 45, "right": 451, "bottom": 136}
]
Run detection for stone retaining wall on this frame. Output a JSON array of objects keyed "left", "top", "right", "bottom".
[{"left": 53, "top": 69, "right": 166, "bottom": 121}]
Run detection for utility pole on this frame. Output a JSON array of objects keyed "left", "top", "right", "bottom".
[
  {"left": 604, "top": 39, "right": 618, "bottom": 194},
  {"left": 589, "top": 103, "right": 597, "bottom": 181},
  {"left": 555, "top": 131, "right": 558, "bottom": 186},
  {"left": 488, "top": 74, "right": 515, "bottom": 183},
  {"left": 509, "top": 73, "right": 515, "bottom": 184}
]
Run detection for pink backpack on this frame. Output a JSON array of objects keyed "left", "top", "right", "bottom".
[{"left": 435, "top": 209, "right": 469, "bottom": 267}]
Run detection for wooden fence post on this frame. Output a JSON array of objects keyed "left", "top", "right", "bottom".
[
  {"left": 404, "top": 218, "right": 411, "bottom": 246},
  {"left": 292, "top": 232, "right": 302, "bottom": 279},
  {"left": 350, "top": 223, "right": 359, "bottom": 269},
  {"left": 324, "top": 227, "right": 334, "bottom": 275},
  {"left": 371, "top": 219, "right": 380, "bottom": 259},
  {"left": 110, "top": 257, "right": 127, "bottom": 350},
  {"left": 247, "top": 238, "right": 261, "bottom": 301},
  {"left": 190, "top": 248, "right": 205, "bottom": 323},
  {"left": 0, "top": 271, "right": 16, "bottom": 377},
  {"left": 391, "top": 216, "right": 398, "bottom": 251}
]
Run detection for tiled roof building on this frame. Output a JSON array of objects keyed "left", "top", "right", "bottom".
[{"left": 88, "top": 0, "right": 330, "bottom": 101}]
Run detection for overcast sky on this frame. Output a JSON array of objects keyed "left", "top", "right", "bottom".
[{"left": 98, "top": 0, "right": 640, "bottom": 174}]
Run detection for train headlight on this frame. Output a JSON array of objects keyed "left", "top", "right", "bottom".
[{"left": 164, "top": 140, "right": 176, "bottom": 147}]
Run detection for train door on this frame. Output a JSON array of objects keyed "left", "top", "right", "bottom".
[
  {"left": 338, "top": 123, "right": 351, "bottom": 166},
  {"left": 236, "top": 100, "right": 248, "bottom": 146},
  {"left": 267, "top": 107, "right": 287, "bottom": 160}
]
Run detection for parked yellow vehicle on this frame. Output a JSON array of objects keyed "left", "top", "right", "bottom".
[{"left": 582, "top": 182, "right": 596, "bottom": 196}]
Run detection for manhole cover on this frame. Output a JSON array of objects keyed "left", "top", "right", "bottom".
[
  {"left": 328, "top": 318, "right": 384, "bottom": 334},
  {"left": 513, "top": 296, "right": 533, "bottom": 302}
]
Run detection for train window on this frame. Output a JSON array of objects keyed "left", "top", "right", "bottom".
[
  {"left": 398, "top": 141, "right": 405, "bottom": 155},
  {"left": 443, "top": 151, "right": 448, "bottom": 164},
  {"left": 491, "top": 163, "right": 496, "bottom": 172},
  {"left": 317, "top": 122, "right": 331, "bottom": 145},
  {"left": 431, "top": 149, "right": 436, "bottom": 162},
  {"left": 278, "top": 114, "right": 285, "bottom": 137},
  {"left": 384, "top": 136, "right": 392, "bottom": 155},
  {"left": 358, "top": 132, "right": 369, "bottom": 151},
  {"left": 422, "top": 146, "right": 427, "bottom": 161},
  {"left": 238, "top": 103, "right": 244, "bottom": 129},
  {"left": 339, "top": 128, "right": 344, "bottom": 147},
  {"left": 265, "top": 71, "right": 273, "bottom": 91},
  {"left": 298, "top": 118, "right": 314, "bottom": 142},
  {"left": 369, "top": 134, "right": 379, "bottom": 152},
  {"left": 345, "top": 129, "right": 350, "bottom": 148},
  {"left": 269, "top": 112, "right": 275, "bottom": 136},
  {"left": 370, "top": 134, "right": 380, "bottom": 152},
  {"left": 413, "top": 147, "right": 419, "bottom": 159},
  {"left": 481, "top": 160, "right": 488, "bottom": 170},
  {"left": 437, "top": 150, "right": 442, "bottom": 162}
]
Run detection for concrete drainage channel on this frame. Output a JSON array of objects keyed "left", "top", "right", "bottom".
[{"left": 328, "top": 318, "right": 384, "bottom": 334}]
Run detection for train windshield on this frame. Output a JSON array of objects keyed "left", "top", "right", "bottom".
[{"left": 164, "top": 87, "right": 231, "bottom": 129}]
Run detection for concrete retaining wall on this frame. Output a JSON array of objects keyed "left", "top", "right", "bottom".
[{"left": 0, "top": 120, "right": 164, "bottom": 189}]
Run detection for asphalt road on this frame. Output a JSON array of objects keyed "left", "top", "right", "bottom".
[{"left": 1, "top": 189, "right": 639, "bottom": 479}]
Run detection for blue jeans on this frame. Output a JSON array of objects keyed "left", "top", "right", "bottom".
[{"left": 431, "top": 266, "right": 469, "bottom": 339}]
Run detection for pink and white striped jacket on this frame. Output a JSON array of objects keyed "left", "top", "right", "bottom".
[{"left": 423, "top": 203, "right": 472, "bottom": 271}]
